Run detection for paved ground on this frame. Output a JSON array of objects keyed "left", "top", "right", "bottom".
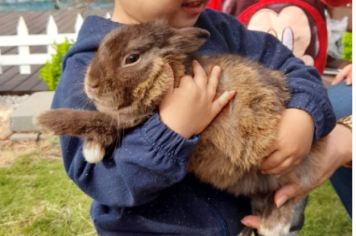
[
  {"left": 0, "top": 91, "right": 53, "bottom": 141},
  {"left": 0, "top": 94, "right": 29, "bottom": 139}
]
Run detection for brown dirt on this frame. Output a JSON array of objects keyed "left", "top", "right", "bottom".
[{"left": 0, "top": 138, "right": 62, "bottom": 168}]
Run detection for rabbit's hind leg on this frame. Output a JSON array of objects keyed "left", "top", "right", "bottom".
[
  {"left": 251, "top": 193, "right": 294, "bottom": 236},
  {"left": 237, "top": 227, "right": 254, "bottom": 236}
]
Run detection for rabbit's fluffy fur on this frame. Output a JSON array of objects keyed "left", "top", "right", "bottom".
[{"left": 35, "top": 20, "right": 327, "bottom": 236}]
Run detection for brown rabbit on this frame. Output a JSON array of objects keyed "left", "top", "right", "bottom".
[{"left": 35, "top": 20, "right": 327, "bottom": 236}]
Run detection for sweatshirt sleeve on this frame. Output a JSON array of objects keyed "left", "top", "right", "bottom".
[
  {"left": 52, "top": 53, "right": 199, "bottom": 208},
  {"left": 213, "top": 13, "right": 336, "bottom": 141}
]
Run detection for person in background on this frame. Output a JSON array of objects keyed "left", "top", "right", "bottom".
[{"left": 206, "top": 0, "right": 353, "bottom": 231}]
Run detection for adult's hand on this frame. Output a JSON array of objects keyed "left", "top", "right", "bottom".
[
  {"left": 332, "top": 64, "right": 352, "bottom": 86},
  {"left": 241, "top": 124, "right": 352, "bottom": 229}
]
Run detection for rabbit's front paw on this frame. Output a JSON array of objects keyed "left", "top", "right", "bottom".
[
  {"left": 33, "top": 111, "right": 61, "bottom": 135},
  {"left": 83, "top": 140, "right": 105, "bottom": 163}
]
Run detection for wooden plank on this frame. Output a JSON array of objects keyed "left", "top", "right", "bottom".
[
  {"left": 13, "top": 65, "right": 45, "bottom": 91},
  {"left": 0, "top": 75, "right": 30, "bottom": 91},
  {"left": 0, "top": 65, "right": 39, "bottom": 91},
  {"left": 0, "top": 12, "right": 12, "bottom": 23},
  {"left": 53, "top": 10, "right": 79, "bottom": 33},
  {"left": 30, "top": 78, "right": 48, "bottom": 91},
  {"left": 0, "top": 66, "right": 19, "bottom": 86},
  {"left": 0, "top": 12, "right": 19, "bottom": 35},
  {"left": 22, "top": 11, "right": 49, "bottom": 34},
  {"left": 25, "top": 11, "right": 55, "bottom": 34},
  {"left": 0, "top": 11, "right": 48, "bottom": 36},
  {"left": 0, "top": 66, "right": 13, "bottom": 75}
]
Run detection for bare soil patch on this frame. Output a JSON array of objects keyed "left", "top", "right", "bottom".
[{"left": 0, "top": 138, "right": 61, "bottom": 167}]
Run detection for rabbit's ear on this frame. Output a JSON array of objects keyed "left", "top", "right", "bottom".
[{"left": 167, "top": 27, "right": 210, "bottom": 53}]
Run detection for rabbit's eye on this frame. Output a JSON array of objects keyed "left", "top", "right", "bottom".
[{"left": 125, "top": 54, "right": 140, "bottom": 65}]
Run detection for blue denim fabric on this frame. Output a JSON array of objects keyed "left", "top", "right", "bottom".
[
  {"left": 330, "top": 167, "right": 352, "bottom": 218},
  {"left": 327, "top": 82, "right": 352, "bottom": 120},
  {"left": 327, "top": 82, "right": 352, "bottom": 218}
]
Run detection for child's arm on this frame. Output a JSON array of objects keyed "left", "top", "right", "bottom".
[{"left": 52, "top": 54, "right": 233, "bottom": 207}]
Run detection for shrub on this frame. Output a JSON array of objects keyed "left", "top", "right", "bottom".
[
  {"left": 40, "top": 39, "right": 73, "bottom": 91},
  {"left": 342, "top": 32, "right": 352, "bottom": 62}
]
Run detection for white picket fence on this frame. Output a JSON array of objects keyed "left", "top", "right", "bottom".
[{"left": 0, "top": 12, "right": 111, "bottom": 74}]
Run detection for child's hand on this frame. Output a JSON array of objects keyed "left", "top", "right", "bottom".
[
  {"left": 159, "top": 60, "right": 236, "bottom": 139},
  {"left": 260, "top": 109, "right": 314, "bottom": 176}
]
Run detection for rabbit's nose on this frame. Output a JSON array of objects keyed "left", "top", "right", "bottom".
[{"left": 88, "top": 79, "right": 99, "bottom": 89}]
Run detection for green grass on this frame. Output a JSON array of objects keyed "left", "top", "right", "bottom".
[
  {"left": 0, "top": 150, "right": 352, "bottom": 236},
  {"left": 300, "top": 181, "right": 352, "bottom": 236},
  {"left": 0, "top": 153, "right": 95, "bottom": 236}
]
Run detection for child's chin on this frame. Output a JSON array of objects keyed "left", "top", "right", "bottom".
[{"left": 170, "top": 17, "right": 200, "bottom": 28}]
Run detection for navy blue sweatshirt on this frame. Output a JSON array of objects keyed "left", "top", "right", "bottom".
[{"left": 52, "top": 9, "right": 336, "bottom": 236}]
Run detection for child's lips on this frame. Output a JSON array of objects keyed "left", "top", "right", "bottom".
[{"left": 181, "top": 1, "right": 204, "bottom": 15}]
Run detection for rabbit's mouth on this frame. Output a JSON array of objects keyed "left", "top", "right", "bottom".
[{"left": 86, "top": 93, "right": 103, "bottom": 106}]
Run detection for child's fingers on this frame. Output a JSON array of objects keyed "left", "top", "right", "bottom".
[
  {"left": 192, "top": 60, "right": 208, "bottom": 88},
  {"left": 332, "top": 69, "right": 347, "bottom": 85},
  {"left": 211, "top": 90, "right": 236, "bottom": 116},
  {"left": 266, "top": 157, "right": 295, "bottom": 176},
  {"left": 207, "top": 66, "right": 221, "bottom": 99},
  {"left": 260, "top": 150, "right": 286, "bottom": 172},
  {"left": 346, "top": 76, "right": 352, "bottom": 86}
]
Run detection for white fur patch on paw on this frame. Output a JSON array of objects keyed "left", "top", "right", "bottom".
[
  {"left": 83, "top": 142, "right": 105, "bottom": 163},
  {"left": 258, "top": 222, "right": 290, "bottom": 236}
]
